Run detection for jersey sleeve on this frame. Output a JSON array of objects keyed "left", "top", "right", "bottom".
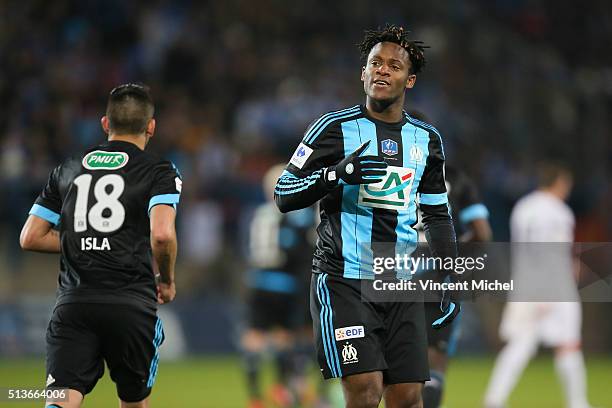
[
  {"left": 148, "top": 161, "right": 182, "bottom": 215},
  {"left": 455, "top": 175, "right": 489, "bottom": 225},
  {"left": 417, "top": 130, "right": 457, "bottom": 261},
  {"left": 29, "top": 165, "right": 62, "bottom": 226},
  {"left": 274, "top": 120, "right": 343, "bottom": 213},
  {"left": 417, "top": 130, "right": 449, "bottom": 210}
]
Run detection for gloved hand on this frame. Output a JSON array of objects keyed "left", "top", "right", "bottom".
[
  {"left": 324, "top": 141, "right": 387, "bottom": 185},
  {"left": 431, "top": 274, "right": 461, "bottom": 330}
]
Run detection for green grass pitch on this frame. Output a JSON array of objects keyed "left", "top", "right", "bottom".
[{"left": 0, "top": 355, "right": 610, "bottom": 407}]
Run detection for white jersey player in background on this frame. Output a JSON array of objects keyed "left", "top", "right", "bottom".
[{"left": 484, "top": 163, "right": 595, "bottom": 408}]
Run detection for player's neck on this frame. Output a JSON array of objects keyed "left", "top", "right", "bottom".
[
  {"left": 365, "top": 98, "right": 404, "bottom": 123},
  {"left": 540, "top": 186, "right": 566, "bottom": 201},
  {"left": 108, "top": 134, "right": 147, "bottom": 150}
]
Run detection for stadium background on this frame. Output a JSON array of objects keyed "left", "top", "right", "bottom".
[{"left": 0, "top": 0, "right": 611, "bottom": 406}]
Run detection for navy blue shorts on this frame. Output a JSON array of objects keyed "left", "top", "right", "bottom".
[
  {"left": 46, "top": 303, "right": 163, "bottom": 402},
  {"left": 310, "top": 273, "right": 429, "bottom": 384}
]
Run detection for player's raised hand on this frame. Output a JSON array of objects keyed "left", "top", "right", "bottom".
[
  {"left": 157, "top": 281, "right": 176, "bottom": 304},
  {"left": 325, "top": 141, "right": 388, "bottom": 185}
]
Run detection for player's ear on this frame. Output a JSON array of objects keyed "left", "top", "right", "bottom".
[
  {"left": 361, "top": 66, "right": 366, "bottom": 82},
  {"left": 101, "top": 116, "right": 110, "bottom": 134},
  {"left": 405, "top": 74, "right": 416, "bottom": 90},
  {"left": 146, "top": 118, "right": 156, "bottom": 138}
]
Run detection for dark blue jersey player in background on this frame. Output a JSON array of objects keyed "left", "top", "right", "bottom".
[
  {"left": 275, "top": 25, "right": 461, "bottom": 408},
  {"left": 242, "top": 164, "right": 317, "bottom": 408},
  {"left": 410, "top": 109, "right": 492, "bottom": 408},
  {"left": 417, "top": 162, "right": 492, "bottom": 408},
  {"left": 19, "top": 84, "right": 180, "bottom": 408}
]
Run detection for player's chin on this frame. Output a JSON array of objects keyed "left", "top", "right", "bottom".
[{"left": 367, "top": 88, "right": 400, "bottom": 104}]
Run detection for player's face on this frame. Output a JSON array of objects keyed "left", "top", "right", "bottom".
[{"left": 361, "top": 42, "right": 416, "bottom": 104}]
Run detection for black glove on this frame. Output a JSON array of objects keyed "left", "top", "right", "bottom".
[
  {"left": 325, "top": 141, "right": 387, "bottom": 185},
  {"left": 431, "top": 274, "right": 461, "bottom": 330}
]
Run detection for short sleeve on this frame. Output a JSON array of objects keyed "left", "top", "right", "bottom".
[
  {"left": 449, "top": 170, "right": 489, "bottom": 225},
  {"left": 148, "top": 161, "right": 182, "bottom": 214},
  {"left": 30, "top": 165, "right": 62, "bottom": 226}
]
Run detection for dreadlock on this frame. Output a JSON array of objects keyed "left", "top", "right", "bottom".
[{"left": 358, "top": 24, "right": 428, "bottom": 74}]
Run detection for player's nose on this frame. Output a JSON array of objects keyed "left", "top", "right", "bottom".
[{"left": 375, "top": 63, "right": 391, "bottom": 76}]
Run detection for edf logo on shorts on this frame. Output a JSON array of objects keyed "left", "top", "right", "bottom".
[{"left": 335, "top": 325, "right": 365, "bottom": 341}]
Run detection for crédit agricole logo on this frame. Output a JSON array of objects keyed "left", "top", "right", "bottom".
[{"left": 358, "top": 166, "right": 415, "bottom": 210}]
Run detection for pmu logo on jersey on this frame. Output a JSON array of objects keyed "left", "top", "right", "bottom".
[
  {"left": 335, "top": 325, "right": 365, "bottom": 341},
  {"left": 342, "top": 343, "right": 359, "bottom": 364},
  {"left": 381, "top": 139, "right": 398, "bottom": 156},
  {"left": 358, "top": 166, "right": 415, "bottom": 210},
  {"left": 82, "top": 151, "right": 129, "bottom": 170}
]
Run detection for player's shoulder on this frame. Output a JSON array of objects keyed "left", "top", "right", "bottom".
[
  {"left": 84, "top": 141, "right": 181, "bottom": 180},
  {"left": 302, "top": 105, "right": 363, "bottom": 145},
  {"left": 138, "top": 149, "right": 166, "bottom": 166},
  {"left": 130, "top": 149, "right": 181, "bottom": 176},
  {"left": 404, "top": 112, "right": 442, "bottom": 139},
  {"left": 512, "top": 191, "right": 540, "bottom": 213},
  {"left": 513, "top": 191, "right": 571, "bottom": 219},
  {"left": 310, "top": 105, "right": 363, "bottom": 125},
  {"left": 149, "top": 154, "right": 182, "bottom": 181},
  {"left": 51, "top": 153, "right": 87, "bottom": 181}
]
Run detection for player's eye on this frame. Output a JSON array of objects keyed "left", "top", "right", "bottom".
[{"left": 370, "top": 60, "right": 380, "bottom": 66}]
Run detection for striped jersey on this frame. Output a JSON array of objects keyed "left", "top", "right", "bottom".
[{"left": 275, "top": 105, "right": 453, "bottom": 280}]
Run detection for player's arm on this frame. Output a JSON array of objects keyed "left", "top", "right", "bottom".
[
  {"left": 462, "top": 218, "right": 492, "bottom": 242},
  {"left": 275, "top": 122, "right": 386, "bottom": 213},
  {"left": 20, "top": 165, "right": 62, "bottom": 253},
  {"left": 418, "top": 130, "right": 459, "bottom": 329},
  {"left": 456, "top": 176, "right": 492, "bottom": 242},
  {"left": 150, "top": 205, "right": 177, "bottom": 304},
  {"left": 148, "top": 160, "right": 182, "bottom": 304},
  {"left": 20, "top": 215, "right": 60, "bottom": 253},
  {"left": 418, "top": 144, "right": 457, "bottom": 262}
]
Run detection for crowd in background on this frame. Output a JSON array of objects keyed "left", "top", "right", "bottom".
[{"left": 1, "top": 0, "right": 612, "bottom": 292}]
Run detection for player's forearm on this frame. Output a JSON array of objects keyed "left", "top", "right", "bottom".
[
  {"left": 274, "top": 169, "right": 334, "bottom": 213},
  {"left": 21, "top": 229, "right": 60, "bottom": 253},
  {"left": 462, "top": 219, "right": 492, "bottom": 242},
  {"left": 422, "top": 204, "right": 458, "bottom": 261},
  {"left": 152, "top": 233, "right": 177, "bottom": 284},
  {"left": 19, "top": 216, "right": 61, "bottom": 253}
]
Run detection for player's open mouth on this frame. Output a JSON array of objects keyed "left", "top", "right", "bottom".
[{"left": 373, "top": 80, "right": 390, "bottom": 87}]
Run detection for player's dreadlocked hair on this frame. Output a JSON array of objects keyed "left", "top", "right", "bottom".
[{"left": 358, "top": 24, "right": 428, "bottom": 74}]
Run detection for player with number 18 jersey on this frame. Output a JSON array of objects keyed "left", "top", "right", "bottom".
[
  {"left": 22, "top": 83, "right": 180, "bottom": 406},
  {"left": 32, "top": 141, "right": 181, "bottom": 309}
]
